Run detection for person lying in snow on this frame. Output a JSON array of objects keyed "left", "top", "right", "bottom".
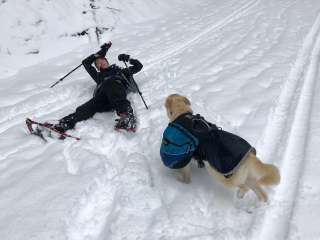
[{"left": 53, "top": 42, "right": 143, "bottom": 132}]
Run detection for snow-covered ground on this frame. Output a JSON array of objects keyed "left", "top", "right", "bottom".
[
  {"left": 0, "top": 0, "right": 194, "bottom": 78},
  {"left": 1, "top": 0, "right": 320, "bottom": 239}
]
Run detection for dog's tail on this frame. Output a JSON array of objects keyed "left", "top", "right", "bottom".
[
  {"left": 247, "top": 154, "right": 280, "bottom": 186},
  {"left": 258, "top": 163, "right": 281, "bottom": 186}
]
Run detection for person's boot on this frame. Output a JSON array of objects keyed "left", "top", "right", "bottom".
[
  {"left": 52, "top": 115, "right": 76, "bottom": 133},
  {"left": 38, "top": 121, "right": 70, "bottom": 140},
  {"left": 115, "top": 109, "right": 136, "bottom": 132},
  {"left": 53, "top": 122, "right": 71, "bottom": 133}
]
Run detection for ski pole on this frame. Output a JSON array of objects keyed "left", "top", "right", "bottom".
[
  {"left": 123, "top": 61, "right": 149, "bottom": 110},
  {"left": 49, "top": 42, "right": 111, "bottom": 88},
  {"left": 49, "top": 63, "right": 83, "bottom": 88}
]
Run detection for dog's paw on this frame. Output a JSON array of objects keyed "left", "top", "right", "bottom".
[
  {"left": 236, "top": 189, "right": 246, "bottom": 199},
  {"left": 233, "top": 192, "right": 269, "bottom": 214},
  {"left": 177, "top": 174, "right": 191, "bottom": 184}
]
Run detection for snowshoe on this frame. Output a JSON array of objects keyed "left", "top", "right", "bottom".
[
  {"left": 114, "top": 112, "right": 137, "bottom": 132},
  {"left": 26, "top": 118, "right": 80, "bottom": 141}
]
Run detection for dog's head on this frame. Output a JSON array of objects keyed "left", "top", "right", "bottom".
[{"left": 165, "top": 94, "right": 193, "bottom": 122}]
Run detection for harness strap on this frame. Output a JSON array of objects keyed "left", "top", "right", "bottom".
[{"left": 190, "top": 114, "right": 212, "bottom": 168}]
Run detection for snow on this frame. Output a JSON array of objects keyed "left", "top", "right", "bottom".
[
  {"left": 1, "top": 0, "right": 320, "bottom": 239},
  {"left": 0, "top": 0, "right": 194, "bottom": 78}
]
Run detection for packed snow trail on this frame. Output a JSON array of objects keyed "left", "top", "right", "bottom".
[
  {"left": 289, "top": 53, "right": 320, "bottom": 240},
  {"left": 1, "top": 0, "right": 320, "bottom": 240},
  {"left": 249, "top": 11, "right": 320, "bottom": 240}
]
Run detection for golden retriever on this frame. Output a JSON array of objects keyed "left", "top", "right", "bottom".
[{"left": 164, "top": 93, "right": 280, "bottom": 202}]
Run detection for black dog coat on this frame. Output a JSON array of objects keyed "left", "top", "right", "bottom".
[{"left": 173, "top": 113, "right": 255, "bottom": 176}]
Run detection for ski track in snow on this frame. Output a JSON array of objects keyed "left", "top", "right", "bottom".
[
  {"left": 1, "top": 0, "right": 320, "bottom": 239},
  {"left": 144, "top": 0, "right": 260, "bottom": 71},
  {"left": 249, "top": 12, "right": 320, "bottom": 240}
]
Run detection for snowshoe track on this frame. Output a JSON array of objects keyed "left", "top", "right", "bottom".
[
  {"left": 249, "top": 12, "right": 320, "bottom": 240},
  {"left": 145, "top": 0, "right": 260, "bottom": 71}
]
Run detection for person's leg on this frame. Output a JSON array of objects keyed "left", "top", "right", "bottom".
[
  {"left": 99, "top": 80, "right": 131, "bottom": 113},
  {"left": 56, "top": 96, "right": 112, "bottom": 131},
  {"left": 99, "top": 80, "right": 136, "bottom": 131}
]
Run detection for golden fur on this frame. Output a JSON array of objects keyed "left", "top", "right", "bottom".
[{"left": 164, "top": 94, "right": 280, "bottom": 202}]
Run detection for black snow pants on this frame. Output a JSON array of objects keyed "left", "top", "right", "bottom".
[{"left": 59, "top": 80, "right": 132, "bottom": 130}]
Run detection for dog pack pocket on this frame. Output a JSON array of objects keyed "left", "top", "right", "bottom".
[{"left": 160, "top": 123, "right": 199, "bottom": 169}]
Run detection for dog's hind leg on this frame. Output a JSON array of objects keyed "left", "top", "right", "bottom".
[
  {"left": 237, "top": 184, "right": 250, "bottom": 199},
  {"left": 206, "top": 166, "right": 235, "bottom": 188},
  {"left": 246, "top": 178, "right": 268, "bottom": 202},
  {"left": 177, "top": 164, "right": 191, "bottom": 183}
]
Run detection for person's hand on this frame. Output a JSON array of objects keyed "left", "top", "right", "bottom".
[
  {"left": 129, "top": 58, "right": 137, "bottom": 64},
  {"left": 118, "top": 53, "right": 130, "bottom": 62},
  {"left": 100, "top": 41, "right": 112, "bottom": 49}
]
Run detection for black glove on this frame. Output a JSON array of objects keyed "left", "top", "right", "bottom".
[
  {"left": 100, "top": 41, "right": 112, "bottom": 50},
  {"left": 118, "top": 53, "right": 130, "bottom": 62},
  {"left": 129, "top": 58, "right": 138, "bottom": 64}
]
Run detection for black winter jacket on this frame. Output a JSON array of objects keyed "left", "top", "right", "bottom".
[
  {"left": 82, "top": 48, "right": 143, "bottom": 95},
  {"left": 173, "top": 113, "right": 255, "bottom": 176}
]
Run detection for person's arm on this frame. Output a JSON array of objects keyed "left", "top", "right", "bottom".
[
  {"left": 95, "top": 46, "right": 108, "bottom": 58},
  {"left": 82, "top": 42, "right": 112, "bottom": 84},
  {"left": 82, "top": 54, "right": 99, "bottom": 84},
  {"left": 127, "top": 58, "right": 143, "bottom": 74},
  {"left": 119, "top": 54, "right": 143, "bottom": 78}
]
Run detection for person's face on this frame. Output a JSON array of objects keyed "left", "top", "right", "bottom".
[{"left": 95, "top": 58, "right": 109, "bottom": 70}]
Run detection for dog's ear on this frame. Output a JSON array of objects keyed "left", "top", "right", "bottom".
[
  {"left": 165, "top": 96, "right": 172, "bottom": 109},
  {"left": 165, "top": 96, "right": 174, "bottom": 117},
  {"left": 182, "top": 96, "right": 191, "bottom": 106}
]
